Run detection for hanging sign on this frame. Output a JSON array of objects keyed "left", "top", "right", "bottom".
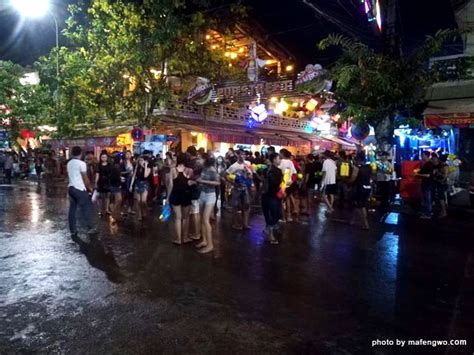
[
  {"left": 187, "top": 77, "right": 213, "bottom": 105},
  {"left": 295, "top": 64, "right": 333, "bottom": 94}
]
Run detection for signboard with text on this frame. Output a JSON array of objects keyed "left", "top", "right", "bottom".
[{"left": 216, "top": 80, "right": 293, "bottom": 101}]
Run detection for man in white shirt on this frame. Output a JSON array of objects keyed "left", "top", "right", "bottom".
[
  {"left": 322, "top": 150, "right": 338, "bottom": 213},
  {"left": 67, "top": 146, "right": 97, "bottom": 237}
]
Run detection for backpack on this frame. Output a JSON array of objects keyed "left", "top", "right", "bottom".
[{"left": 340, "top": 161, "right": 351, "bottom": 178}]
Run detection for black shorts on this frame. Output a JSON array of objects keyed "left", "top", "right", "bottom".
[{"left": 325, "top": 184, "right": 337, "bottom": 195}]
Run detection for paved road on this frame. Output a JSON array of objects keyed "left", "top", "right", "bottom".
[{"left": 1, "top": 183, "right": 473, "bottom": 354}]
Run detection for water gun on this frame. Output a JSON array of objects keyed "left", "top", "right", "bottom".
[
  {"left": 235, "top": 174, "right": 253, "bottom": 188},
  {"left": 277, "top": 168, "right": 292, "bottom": 199},
  {"left": 252, "top": 164, "right": 268, "bottom": 173},
  {"left": 376, "top": 161, "right": 393, "bottom": 174},
  {"left": 159, "top": 203, "right": 172, "bottom": 222}
]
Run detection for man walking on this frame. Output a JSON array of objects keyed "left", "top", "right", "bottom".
[
  {"left": 4, "top": 153, "right": 14, "bottom": 184},
  {"left": 67, "top": 146, "right": 97, "bottom": 237},
  {"left": 321, "top": 150, "right": 338, "bottom": 214}
]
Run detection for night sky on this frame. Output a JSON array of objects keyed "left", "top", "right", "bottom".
[{"left": 0, "top": 0, "right": 460, "bottom": 68}]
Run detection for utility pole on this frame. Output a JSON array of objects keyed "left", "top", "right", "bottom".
[{"left": 381, "top": 0, "right": 402, "bottom": 56}]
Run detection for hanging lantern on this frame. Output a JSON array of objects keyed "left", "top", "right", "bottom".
[
  {"left": 304, "top": 98, "right": 319, "bottom": 112},
  {"left": 131, "top": 127, "right": 144, "bottom": 141},
  {"left": 351, "top": 122, "right": 370, "bottom": 141},
  {"left": 250, "top": 104, "right": 268, "bottom": 122}
]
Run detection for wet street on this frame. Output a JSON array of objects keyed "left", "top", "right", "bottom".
[{"left": 1, "top": 183, "right": 473, "bottom": 354}]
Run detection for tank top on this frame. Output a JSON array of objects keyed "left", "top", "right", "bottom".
[{"left": 173, "top": 172, "right": 188, "bottom": 192}]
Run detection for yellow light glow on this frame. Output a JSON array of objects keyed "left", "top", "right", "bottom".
[
  {"left": 286, "top": 65, "right": 294, "bottom": 72},
  {"left": 228, "top": 63, "right": 233, "bottom": 67},
  {"left": 224, "top": 52, "right": 230, "bottom": 57},
  {"left": 211, "top": 45, "right": 218, "bottom": 49},
  {"left": 266, "top": 59, "right": 277, "bottom": 65},
  {"left": 238, "top": 47, "right": 244, "bottom": 53},
  {"left": 270, "top": 97, "right": 278, "bottom": 103},
  {"left": 191, "top": 132, "right": 198, "bottom": 136},
  {"left": 275, "top": 99, "right": 289, "bottom": 114},
  {"left": 230, "top": 53, "right": 237, "bottom": 59},
  {"left": 305, "top": 98, "right": 318, "bottom": 112},
  {"left": 122, "top": 74, "right": 130, "bottom": 79},
  {"left": 206, "top": 34, "right": 211, "bottom": 40},
  {"left": 150, "top": 68, "right": 162, "bottom": 79},
  {"left": 292, "top": 102, "right": 298, "bottom": 107}
]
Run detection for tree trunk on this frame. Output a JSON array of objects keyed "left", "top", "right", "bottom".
[{"left": 375, "top": 116, "right": 394, "bottom": 150}]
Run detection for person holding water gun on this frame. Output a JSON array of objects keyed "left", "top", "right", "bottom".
[
  {"left": 225, "top": 150, "right": 253, "bottom": 230},
  {"left": 261, "top": 153, "right": 283, "bottom": 244},
  {"left": 279, "top": 149, "right": 298, "bottom": 222}
]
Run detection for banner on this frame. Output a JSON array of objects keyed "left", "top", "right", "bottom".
[{"left": 424, "top": 115, "right": 474, "bottom": 128}]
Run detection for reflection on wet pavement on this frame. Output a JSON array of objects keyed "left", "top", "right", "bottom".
[{"left": 1, "top": 183, "right": 473, "bottom": 353}]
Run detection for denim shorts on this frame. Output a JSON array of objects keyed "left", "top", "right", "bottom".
[
  {"left": 231, "top": 188, "right": 250, "bottom": 211},
  {"left": 199, "top": 192, "right": 217, "bottom": 206},
  {"left": 110, "top": 186, "right": 121, "bottom": 194},
  {"left": 135, "top": 180, "right": 149, "bottom": 193}
]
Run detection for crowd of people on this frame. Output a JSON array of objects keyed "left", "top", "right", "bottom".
[{"left": 66, "top": 144, "right": 413, "bottom": 253}]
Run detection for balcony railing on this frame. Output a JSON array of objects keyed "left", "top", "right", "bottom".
[{"left": 155, "top": 101, "right": 309, "bottom": 133}]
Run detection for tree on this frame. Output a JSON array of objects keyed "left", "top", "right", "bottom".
[
  {"left": 317, "top": 30, "right": 468, "bottom": 145},
  {"left": 37, "top": 0, "right": 245, "bottom": 136},
  {"left": 0, "top": 61, "right": 51, "bottom": 142}
]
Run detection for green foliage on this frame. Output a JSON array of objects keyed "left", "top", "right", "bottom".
[
  {"left": 318, "top": 30, "right": 467, "bottom": 141},
  {"left": 0, "top": 61, "right": 51, "bottom": 141},
  {"left": 37, "top": 0, "right": 244, "bottom": 136}
]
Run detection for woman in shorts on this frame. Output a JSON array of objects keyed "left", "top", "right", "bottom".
[
  {"left": 169, "top": 154, "right": 193, "bottom": 245},
  {"left": 132, "top": 156, "right": 151, "bottom": 221},
  {"left": 196, "top": 154, "right": 220, "bottom": 253},
  {"left": 109, "top": 155, "right": 124, "bottom": 223}
]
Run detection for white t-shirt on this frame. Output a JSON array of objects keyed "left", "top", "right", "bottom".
[
  {"left": 322, "top": 158, "right": 337, "bottom": 185},
  {"left": 279, "top": 159, "right": 297, "bottom": 175},
  {"left": 67, "top": 158, "right": 87, "bottom": 191}
]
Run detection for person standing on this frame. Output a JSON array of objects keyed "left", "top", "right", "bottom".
[
  {"left": 169, "top": 154, "right": 193, "bottom": 245},
  {"left": 261, "top": 153, "right": 283, "bottom": 244},
  {"left": 67, "top": 146, "right": 97, "bottom": 237},
  {"left": 196, "top": 154, "right": 220, "bottom": 253},
  {"left": 216, "top": 156, "right": 228, "bottom": 211},
  {"left": 349, "top": 151, "right": 372, "bottom": 230},
  {"left": 109, "top": 155, "right": 124, "bottom": 223},
  {"left": 95, "top": 152, "right": 112, "bottom": 217},
  {"left": 279, "top": 149, "right": 297, "bottom": 222},
  {"left": 376, "top": 152, "right": 393, "bottom": 213},
  {"left": 186, "top": 146, "right": 202, "bottom": 240},
  {"left": 131, "top": 156, "right": 151, "bottom": 221},
  {"left": 122, "top": 150, "right": 135, "bottom": 215},
  {"left": 321, "top": 150, "right": 338, "bottom": 214},
  {"left": 226, "top": 150, "right": 253, "bottom": 230},
  {"left": 4, "top": 152, "right": 14, "bottom": 184},
  {"left": 432, "top": 154, "right": 449, "bottom": 218},
  {"left": 34, "top": 153, "right": 44, "bottom": 186},
  {"left": 416, "top": 151, "right": 434, "bottom": 219}
]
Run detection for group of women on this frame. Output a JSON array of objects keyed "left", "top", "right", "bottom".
[{"left": 91, "top": 151, "right": 151, "bottom": 223}]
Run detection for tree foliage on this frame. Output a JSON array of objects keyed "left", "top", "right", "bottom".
[
  {"left": 37, "top": 0, "right": 245, "bottom": 136},
  {"left": 318, "top": 30, "right": 467, "bottom": 143},
  {"left": 0, "top": 61, "right": 51, "bottom": 141}
]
